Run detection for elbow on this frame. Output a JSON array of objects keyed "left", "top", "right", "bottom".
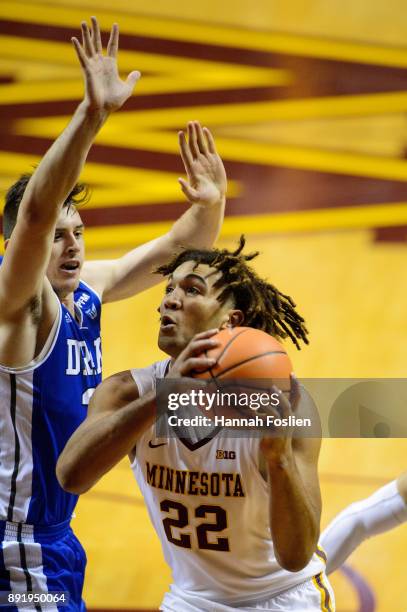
[
  {"left": 277, "top": 550, "right": 313, "bottom": 572},
  {"left": 276, "top": 531, "right": 320, "bottom": 573},
  {"left": 19, "top": 204, "right": 54, "bottom": 230},
  {"left": 56, "top": 459, "right": 92, "bottom": 496}
]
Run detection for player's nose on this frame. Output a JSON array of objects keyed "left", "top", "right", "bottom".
[
  {"left": 163, "top": 290, "right": 182, "bottom": 310},
  {"left": 66, "top": 233, "right": 81, "bottom": 253}
]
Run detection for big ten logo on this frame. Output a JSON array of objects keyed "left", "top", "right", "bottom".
[{"left": 216, "top": 450, "right": 236, "bottom": 460}]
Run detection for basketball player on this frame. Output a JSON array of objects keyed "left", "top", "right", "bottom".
[
  {"left": 0, "top": 17, "right": 226, "bottom": 611},
  {"left": 58, "top": 238, "right": 335, "bottom": 611},
  {"left": 321, "top": 471, "right": 407, "bottom": 575}
]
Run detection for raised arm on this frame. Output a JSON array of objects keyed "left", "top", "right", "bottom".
[
  {"left": 81, "top": 121, "right": 227, "bottom": 302},
  {"left": 0, "top": 18, "right": 139, "bottom": 366},
  {"left": 261, "top": 380, "right": 322, "bottom": 572}
]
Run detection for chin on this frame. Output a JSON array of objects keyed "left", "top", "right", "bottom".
[
  {"left": 158, "top": 335, "right": 181, "bottom": 358},
  {"left": 52, "top": 277, "right": 81, "bottom": 298}
]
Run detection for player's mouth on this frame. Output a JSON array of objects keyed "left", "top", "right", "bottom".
[
  {"left": 160, "top": 314, "right": 177, "bottom": 331},
  {"left": 59, "top": 260, "right": 80, "bottom": 276}
]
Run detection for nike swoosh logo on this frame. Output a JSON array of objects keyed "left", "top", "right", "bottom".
[{"left": 148, "top": 441, "right": 167, "bottom": 448}]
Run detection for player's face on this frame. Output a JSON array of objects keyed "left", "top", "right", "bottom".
[
  {"left": 158, "top": 261, "right": 234, "bottom": 357},
  {"left": 46, "top": 206, "right": 85, "bottom": 298}
]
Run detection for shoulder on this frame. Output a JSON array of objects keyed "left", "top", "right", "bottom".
[
  {"left": 101, "top": 370, "right": 139, "bottom": 398},
  {"left": 130, "top": 358, "right": 171, "bottom": 395},
  {"left": 80, "top": 260, "right": 114, "bottom": 302},
  {"left": 76, "top": 278, "right": 102, "bottom": 306}
]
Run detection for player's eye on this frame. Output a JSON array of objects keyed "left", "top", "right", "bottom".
[
  {"left": 165, "top": 286, "right": 174, "bottom": 294},
  {"left": 186, "top": 286, "right": 200, "bottom": 295}
]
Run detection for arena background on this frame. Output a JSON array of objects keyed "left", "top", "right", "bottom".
[{"left": 1, "top": 1, "right": 407, "bottom": 610}]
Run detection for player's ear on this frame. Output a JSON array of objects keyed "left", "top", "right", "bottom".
[
  {"left": 227, "top": 309, "right": 244, "bottom": 327},
  {"left": 4, "top": 239, "right": 9, "bottom": 250}
]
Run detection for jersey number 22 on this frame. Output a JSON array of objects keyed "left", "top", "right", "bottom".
[{"left": 160, "top": 499, "right": 230, "bottom": 551}]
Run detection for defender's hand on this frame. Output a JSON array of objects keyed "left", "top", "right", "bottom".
[
  {"left": 72, "top": 17, "right": 140, "bottom": 113},
  {"left": 178, "top": 122, "right": 227, "bottom": 207}
]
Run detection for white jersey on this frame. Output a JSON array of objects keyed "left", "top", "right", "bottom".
[{"left": 131, "top": 359, "right": 326, "bottom": 606}]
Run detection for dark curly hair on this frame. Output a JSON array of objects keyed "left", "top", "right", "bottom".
[
  {"left": 156, "top": 236, "right": 309, "bottom": 349},
  {"left": 3, "top": 171, "right": 89, "bottom": 240}
]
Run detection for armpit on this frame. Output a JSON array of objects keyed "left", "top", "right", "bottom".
[{"left": 29, "top": 294, "right": 42, "bottom": 325}]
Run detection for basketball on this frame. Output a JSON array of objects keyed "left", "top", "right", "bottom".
[{"left": 194, "top": 326, "right": 292, "bottom": 391}]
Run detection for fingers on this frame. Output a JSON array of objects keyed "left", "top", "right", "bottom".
[
  {"left": 176, "top": 331, "right": 220, "bottom": 376},
  {"left": 188, "top": 121, "right": 199, "bottom": 158},
  {"left": 179, "top": 122, "right": 216, "bottom": 168},
  {"left": 178, "top": 178, "right": 199, "bottom": 203},
  {"left": 168, "top": 329, "right": 220, "bottom": 377},
  {"left": 180, "top": 356, "right": 217, "bottom": 376},
  {"left": 289, "top": 373, "right": 301, "bottom": 407},
  {"left": 178, "top": 131, "right": 193, "bottom": 176},
  {"left": 178, "top": 331, "right": 220, "bottom": 367},
  {"left": 75, "top": 18, "right": 127, "bottom": 71},
  {"left": 195, "top": 122, "right": 208, "bottom": 154},
  {"left": 187, "top": 121, "right": 211, "bottom": 157},
  {"left": 126, "top": 70, "right": 141, "bottom": 90},
  {"left": 185, "top": 336, "right": 221, "bottom": 357},
  {"left": 91, "top": 16, "right": 103, "bottom": 53},
  {"left": 204, "top": 127, "right": 217, "bottom": 154},
  {"left": 107, "top": 22, "right": 119, "bottom": 57},
  {"left": 81, "top": 21, "right": 94, "bottom": 57},
  {"left": 71, "top": 37, "right": 87, "bottom": 69},
  {"left": 271, "top": 384, "right": 291, "bottom": 417}
]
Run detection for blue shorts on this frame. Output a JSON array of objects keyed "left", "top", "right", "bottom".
[{"left": 0, "top": 519, "right": 86, "bottom": 611}]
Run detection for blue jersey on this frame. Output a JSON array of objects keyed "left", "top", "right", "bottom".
[{"left": 0, "top": 280, "right": 102, "bottom": 526}]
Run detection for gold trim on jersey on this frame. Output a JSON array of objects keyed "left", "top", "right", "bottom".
[
  {"left": 312, "top": 572, "right": 333, "bottom": 612},
  {"left": 316, "top": 545, "right": 328, "bottom": 565}
]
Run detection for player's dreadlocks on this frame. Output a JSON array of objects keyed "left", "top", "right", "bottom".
[{"left": 156, "top": 235, "right": 309, "bottom": 349}]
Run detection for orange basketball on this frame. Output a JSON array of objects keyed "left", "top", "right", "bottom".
[{"left": 194, "top": 327, "right": 292, "bottom": 390}]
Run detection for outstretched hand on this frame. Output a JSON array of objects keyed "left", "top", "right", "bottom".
[
  {"left": 72, "top": 17, "right": 140, "bottom": 113},
  {"left": 178, "top": 121, "right": 227, "bottom": 207}
]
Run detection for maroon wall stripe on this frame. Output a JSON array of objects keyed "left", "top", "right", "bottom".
[
  {"left": 1, "top": 18, "right": 407, "bottom": 94},
  {"left": 0, "top": 87, "right": 283, "bottom": 120},
  {"left": 2, "top": 135, "right": 407, "bottom": 226},
  {"left": 373, "top": 226, "right": 407, "bottom": 242}
]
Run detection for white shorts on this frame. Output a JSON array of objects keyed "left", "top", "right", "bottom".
[{"left": 161, "top": 573, "right": 335, "bottom": 611}]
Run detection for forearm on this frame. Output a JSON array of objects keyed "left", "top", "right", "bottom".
[
  {"left": 321, "top": 479, "right": 407, "bottom": 574},
  {"left": 98, "top": 197, "right": 226, "bottom": 301},
  {"left": 167, "top": 197, "right": 225, "bottom": 250},
  {"left": 19, "top": 102, "right": 107, "bottom": 228},
  {"left": 57, "top": 390, "right": 156, "bottom": 494},
  {"left": 267, "top": 451, "right": 320, "bottom": 571}
]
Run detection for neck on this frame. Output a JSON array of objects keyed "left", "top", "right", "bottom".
[{"left": 59, "top": 293, "right": 75, "bottom": 317}]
